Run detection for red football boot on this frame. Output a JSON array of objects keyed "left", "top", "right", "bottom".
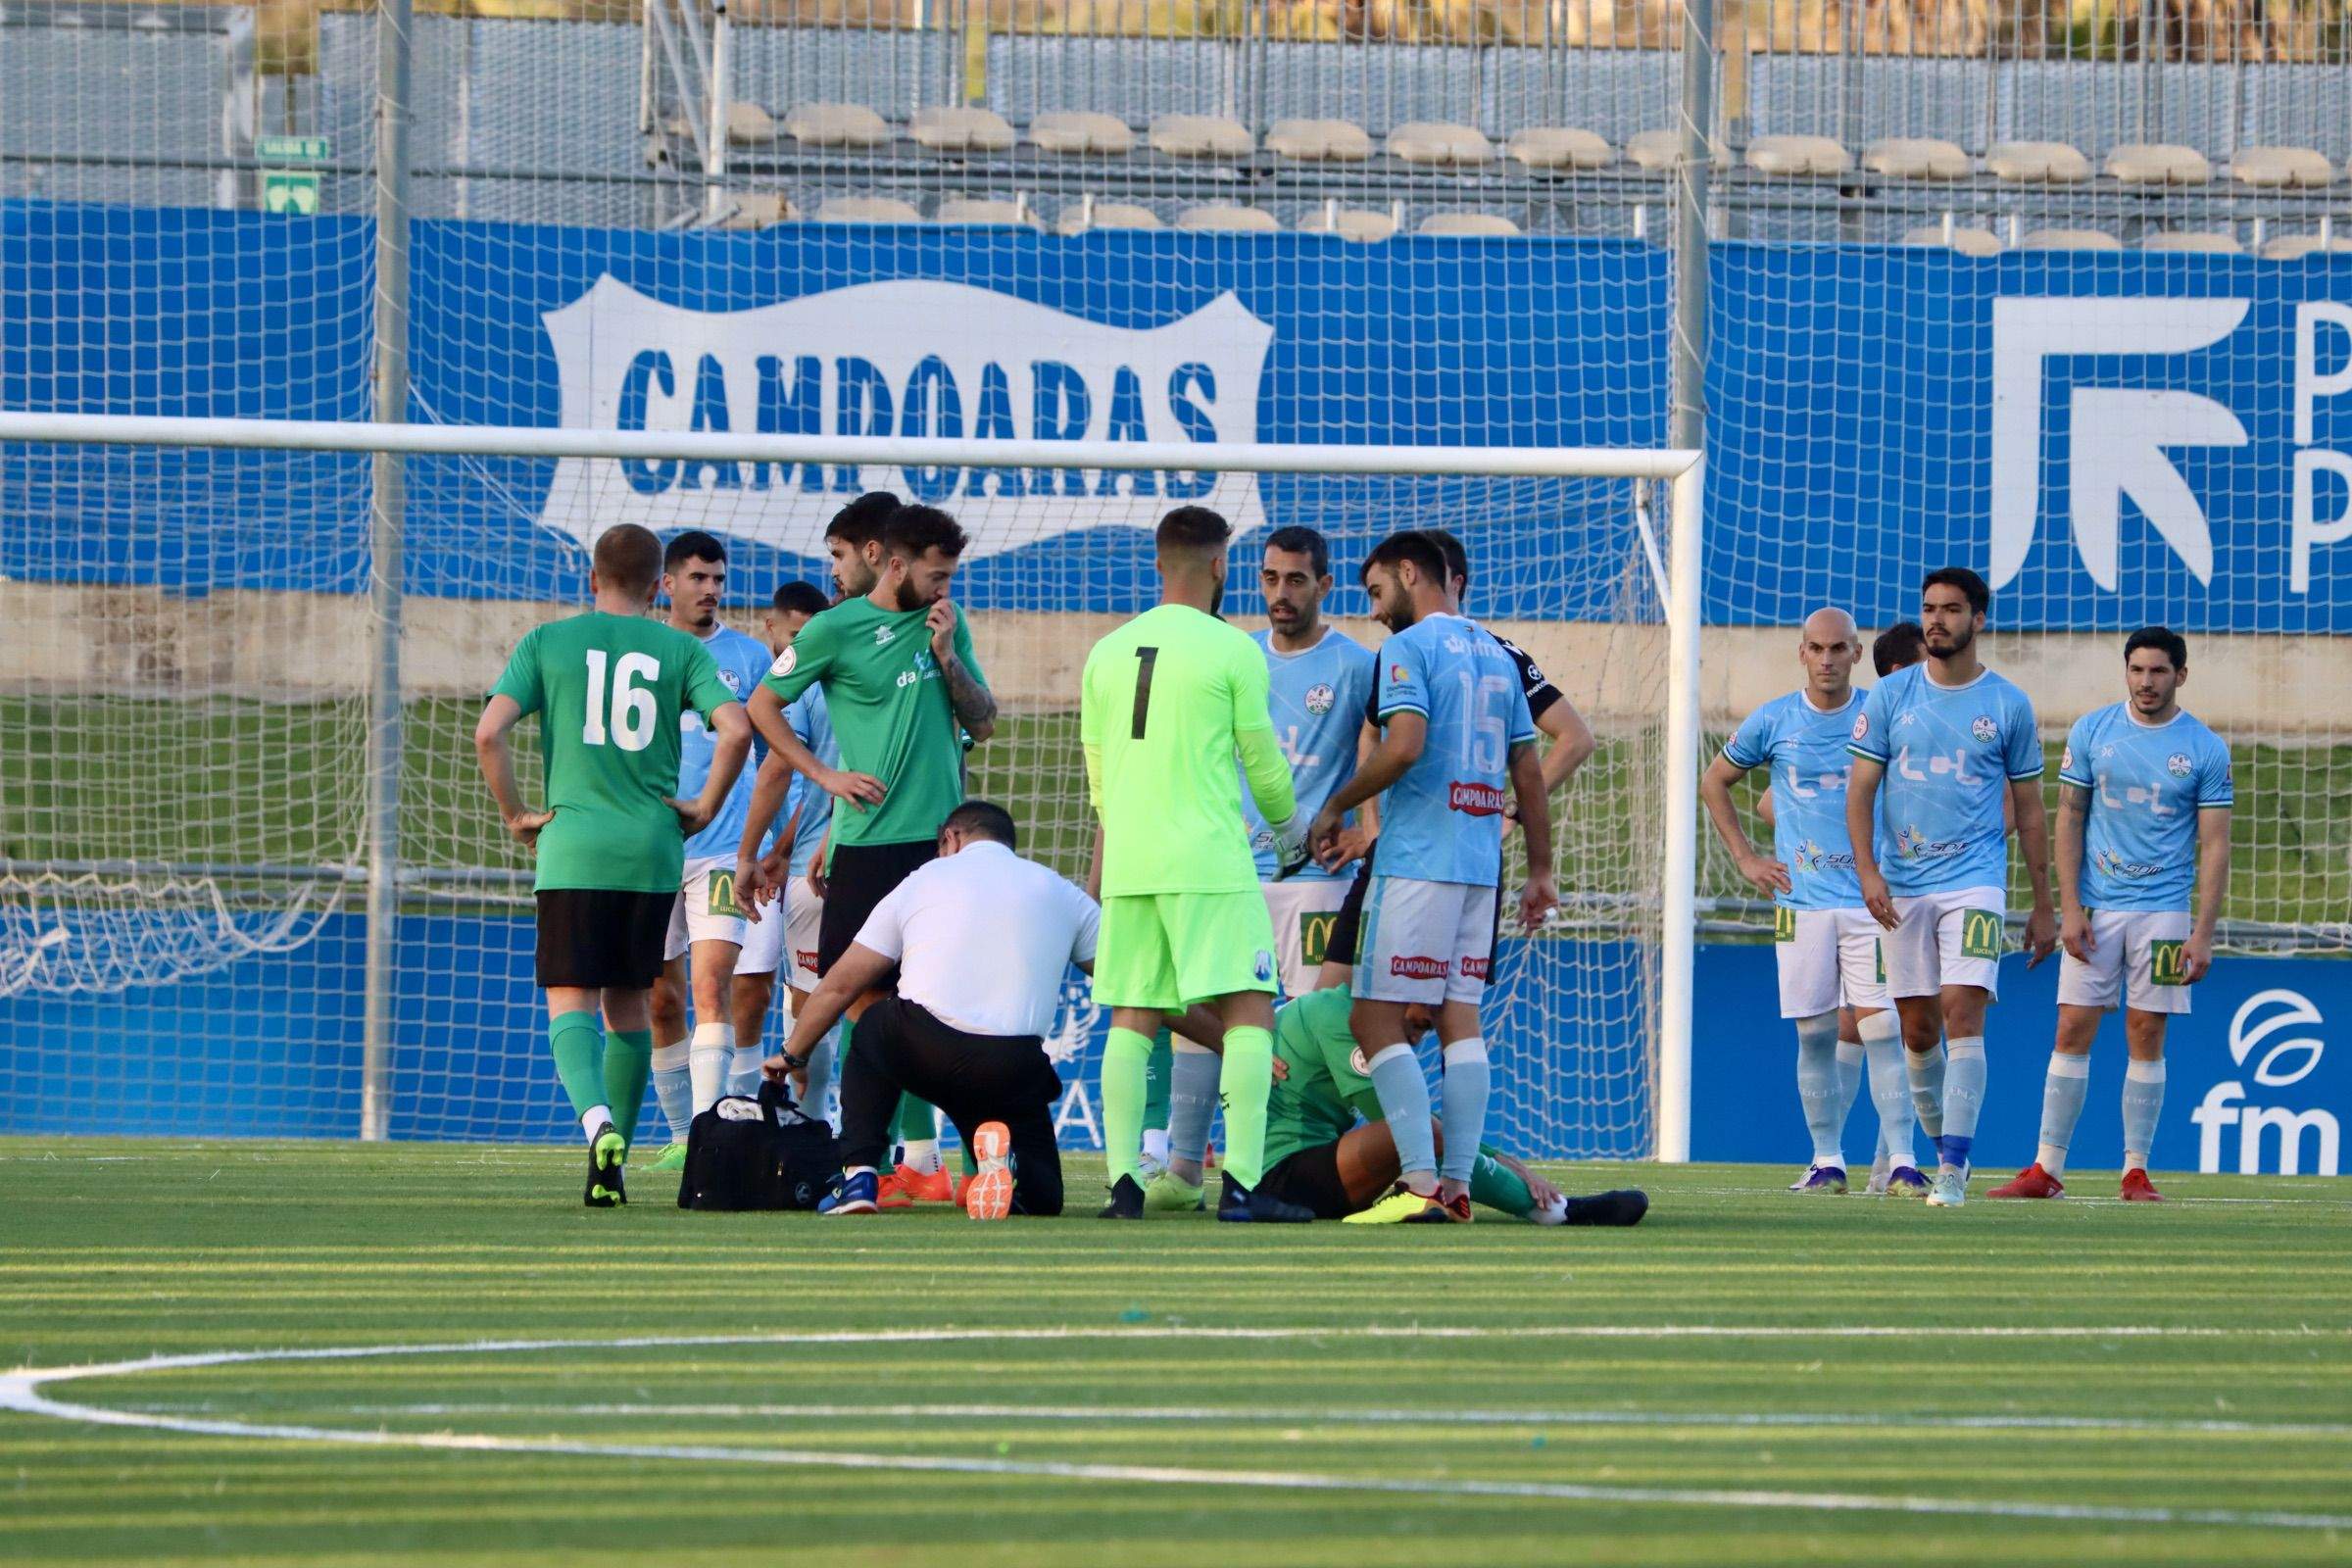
[
  {"left": 1985, "top": 1162, "right": 2065, "bottom": 1200},
  {"left": 2119, "top": 1168, "right": 2165, "bottom": 1202}
]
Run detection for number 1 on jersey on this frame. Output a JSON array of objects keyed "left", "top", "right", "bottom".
[{"left": 1131, "top": 647, "right": 1159, "bottom": 739}]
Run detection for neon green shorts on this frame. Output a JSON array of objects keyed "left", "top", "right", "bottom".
[{"left": 1093, "top": 890, "right": 1278, "bottom": 1012}]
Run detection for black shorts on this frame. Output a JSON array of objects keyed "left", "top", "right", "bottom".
[
  {"left": 534, "top": 888, "right": 670, "bottom": 990},
  {"left": 1324, "top": 851, "right": 1375, "bottom": 969},
  {"left": 817, "top": 838, "right": 939, "bottom": 978},
  {"left": 1259, "top": 1142, "right": 1353, "bottom": 1220}
]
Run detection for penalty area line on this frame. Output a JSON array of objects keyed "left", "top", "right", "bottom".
[{"left": 3, "top": 1331, "right": 2351, "bottom": 1535}]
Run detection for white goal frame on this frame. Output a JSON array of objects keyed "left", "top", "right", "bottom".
[{"left": 0, "top": 411, "right": 1703, "bottom": 1161}]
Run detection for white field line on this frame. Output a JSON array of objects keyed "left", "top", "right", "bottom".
[
  {"left": 5, "top": 1330, "right": 2352, "bottom": 1534},
  {"left": 223, "top": 1400, "right": 2352, "bottom": 1440}
]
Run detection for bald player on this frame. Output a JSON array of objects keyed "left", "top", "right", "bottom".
[{"left": 1701, "top": 609, "right": 1928, "bottom": 1197}]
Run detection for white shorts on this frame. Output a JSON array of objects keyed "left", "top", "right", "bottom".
[
  {"left": 736, "top": 881, "right": 788, "bottom": 976},
  {"left": 2057, "top": 908, "right": 2194, "bottom": 1015},
  {"left": 784, "top": 880, "right": 824, "bottom": 993},
  {"left": 1883, "top": 884, "right": 2007, "bottom": 1001},
  {"left": 664, "top": 855, "right": 747, "bottom": 962},
  {"left": 1772, "top": 906, "right": 1892, "bottom": 1019},
  {"left": 1352, "top": 876, "right": 1494, "bottom": 1005},
  {"left": 1260, "top": 878, "right": 1352, "bottom": 996}
]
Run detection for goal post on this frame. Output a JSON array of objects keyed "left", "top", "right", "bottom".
[{"left": 0, "top": 412, "right": 1701, "bottom": 1161}]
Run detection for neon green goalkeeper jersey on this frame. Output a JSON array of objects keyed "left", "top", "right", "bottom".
[
  {"left": 489, "top": 611, "right": 737, "bottom": 894},
  {"left": 1081, "top": 604, "right": 1295, "bottom": 897},
  {"left": 1262, "top": 987, "right": 1385, "bottom": 1172},
  {"left": 760, "top": 595, "right": 987, "bottom": 850}
]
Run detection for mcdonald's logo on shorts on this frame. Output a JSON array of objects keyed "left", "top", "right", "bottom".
[
  {"left": 2150, "top": 939, "right": 2188, "bottom": 986},
  {"left": 1959, "top": 907, "right": 2003, "bottom": 960},
  {"left": 706, "top": 867, "right": 741, "bottom": 918},
  {"left": 1773, "top": 906, "right": 1797, "bottom": 944},
  {"left": 1300, "top": 909, "right": 1338, "bottom": 968}
]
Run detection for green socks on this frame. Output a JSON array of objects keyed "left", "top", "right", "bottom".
[
  {"left": 602, "top": 1028, "right": 654, "bottom": 1148},
  {"left": 1470, "top": 1147, "right": 1536, "bottom": 1219},
  {"left": 1102, "top": 1026, "right": 1154, "bottom": 1185},
  {"left": 548, "top": 1011, "right": 607, "bottom": 1127},
  {"left": 1144, "top": 1031, "right": 1174, "bottom": 1133},
  {"left": 1216, "top": 1025, "right": 1275, "bottom": 1190}
]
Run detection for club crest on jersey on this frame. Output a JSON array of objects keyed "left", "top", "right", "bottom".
[
  {"left": 874, "top": 624, "right": 895, "bottom": 646},
  {"left": 1971, "top": 715, "right": 1998, "bottom": 743},
  {"left": 1253, "top": 950, "right": 1275, "bottom": 983},
  {"left": 1304, "top": 682, "right": 1336, "bottom": 715},
  {"left": 768, "top": 646, "right": 797, "bottom": 677},
  {"left": 1448, "top": 781, "right": 1507, "bottom": 816},
  {"left": 720, "top": 668, "right": 745, "bottom": 695},
  {"left": 2168, "top": 753, "right": 2193, "bottom": 777}
]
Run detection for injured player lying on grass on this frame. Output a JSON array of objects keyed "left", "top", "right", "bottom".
[{"left": 1248, "top": 986, "right": 1648, "bottom": 1226}]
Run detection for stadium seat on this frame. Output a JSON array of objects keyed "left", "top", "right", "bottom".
[
  {"left": 2260, "top": 233, "right": 2352, "bottom": 259},
  {"left": 1506, "top": 126, "right": 1613, "bottom": 172},
  {"left": 1055, "top": 199, "right": 1163, "bottom": 233},
  {"left": 812, "top": 194, "right": 922, "bottom": 223},
  {"left": 1626, "top": 129, "right": 1730, "bottom": 172},
  {"left": 2019, "top": 226, "right": 2122, "bottom": 250},
  {"left": 1150, "top": 114, "right": 1253, "bottom": 159},
  {"left": 1744, "top": 134, "right": 1853, "bottom": 176},
  {"left": 1387, "top": 122, "right": 1496, "bottom": 167},
  {"left": 1865, "top": 137, "right": 1971, "bottom": 179},
  {"left": 2230, "top": 146, "right": 2336, "bottom": 188},
  {"left": 1985, "top": 140, "right": 2093, "bottom": 183},
  {"left": 1029, "top": 111, "right": 1134, "bottom": 156},
  {"left": 1266, "top": 119, "right": 1373, "bottom": 163},
  {"left": 713, "top": 191, "right": 794, "bottom": 228},
  {"left": 934, "top": 196, "right": 1034, "bottom": 226},
  {"left": 784, "top": 102, "right": 891, "bottom": 149},
  {"left": 1899, "top": 223, "right": 2002, "bottom": 256},
  {"left": 1298, "top": 204, "right": 1397, "bottom": 241},
  {"left": 2139, "top": 229, "right": 2243, "bottom": 254},
  {"left": 909, "top": 106, "right": 1015, "bottom": 154},
  {"left": 2105, "top": 143, "right": 2214, "bottom": 185},
  {"left": 1417, "top": 212, "right": 1521, "bottom": 236},
  {"left": 1175, "top": 205, "right": 1281, "bottom": 232}
]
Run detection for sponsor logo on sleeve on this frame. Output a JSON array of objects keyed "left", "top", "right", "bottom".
[
  {"left": 1390, "top": 662, "right": 1410, "bottom": 684},
  {"left": 1851, "top": 712, "right": 1870, "bottom": 741},
  {"left": 2061, "top": 744, "right": 2076, "bottom": 773},
  {"left": 768, "top": 646, "right": 797, "bottom": 677},
  {"left": 1448, "top": 781, "right": 1507, "bottom": 815}
]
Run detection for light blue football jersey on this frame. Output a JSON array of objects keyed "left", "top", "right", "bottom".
[
  {"left": 1848, "top": 663, "right": 2042, "bottom": 897},
  {"left": 1241, "top": 626, "right": 1378, "bottom": 881},
  {"left": 1370, "top": 613, "right": 1537, "bottom": 888},
  {"left": 678, "top": 624, "right": 773, "bottom": 861},
  {"left": 1721, "top": 689, "right": 1871, "bottom": 910},
  {"left": 2060, "top": 703, "right": 2232, "bottom": 911},
  {"left": 784, "top": 685, "right": 838, "bottom": 879}
]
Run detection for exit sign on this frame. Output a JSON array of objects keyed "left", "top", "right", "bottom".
[{"left": 257, "top": 134, "right": 330, "bottom": 163}]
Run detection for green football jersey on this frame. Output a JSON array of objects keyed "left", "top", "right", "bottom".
[
  {"left": 489, "top": 611, "right": 737, "bottom": 894},
  {"left": 1262, "top": 986, "right": 1385, "bottom": 1172},
  {"left": 760, "top": 595, "right": 986, "bottom": 850},
  {"left": 1080, "top": 604, "right": 1274, "bottom": 897}
]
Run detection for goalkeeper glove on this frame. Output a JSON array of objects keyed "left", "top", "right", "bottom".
[{"left": 1268, "top": 813, "right": 1314, "bottom": 881}]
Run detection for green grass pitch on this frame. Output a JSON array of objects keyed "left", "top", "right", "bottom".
[{"left": 4, "top": 1144, "right": 2348, "bottom": 1566}]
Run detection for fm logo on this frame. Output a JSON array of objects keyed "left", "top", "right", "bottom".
[{"left": 2191, "top": 989, "right": 2340, "bottom": 1175}]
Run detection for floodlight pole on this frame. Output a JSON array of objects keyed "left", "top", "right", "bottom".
[{"left": 360, "top": 0, "right": 415, "bottom": 1143}]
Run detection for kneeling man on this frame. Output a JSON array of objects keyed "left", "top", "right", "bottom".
[{"left": 765, "top": 801, "right": 1093, "bottom": 1220}]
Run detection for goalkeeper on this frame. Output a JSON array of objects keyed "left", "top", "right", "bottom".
[
  {"left": 1079, "top": 505, "right": 1316, "bottom": 1223},
  {"left": 1261, "top": 987, "right": 1649, "bottom": 1227}
]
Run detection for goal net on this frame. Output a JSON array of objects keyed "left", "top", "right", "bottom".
[{"left": 0, "top": 408, "right": 1696, "bottom": 1159}]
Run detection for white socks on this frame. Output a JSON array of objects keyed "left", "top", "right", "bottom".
[
  {"left": 651, "top": 1043, "right": 693, "bottom": 1139},
  {"left": 688, "top": 1021, "right": 733, "bottom": 1116},
  {"left": 2034, "top": 1052, "right": 2091, "bottom": 1177}
]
